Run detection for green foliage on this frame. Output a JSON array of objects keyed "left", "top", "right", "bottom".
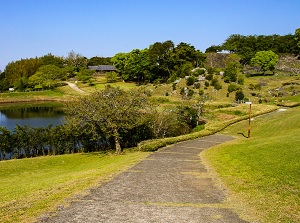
[
  {"left": 211, "top": 77, "right": 222, "bottom": 90},
  {"left": 187, "top": 88, "right": 194, "bottom": 97},
  {"left": 76, "top": 68, "right": 93, "bottom": 83},
  {"left": 194, "top": 82, "right": 201, "bottom": 89},
  {"left": 64, "top": 51, "right": 87, "bottom": 72},
  {"left": 295, "top": 28, "right": 300, "bottom": 49},
  {"left": 235, "top": 89, "right": 245, "bottom": 101},
  {"left": 28, "top": 65, "right": 64, "bottom": 89},
  {"left": 205, "top": 73, "right": 213, "bottom": 81},
  {"left": 41, "top": 53, "right": 64, "bottom": 68},
  {"left": 66, "top": 87, "right": 150, "bottom": 153},
  {"left": 220, "top": 33, "right": 299, "bottom": 64},
  {"left": 224, "top": 63, "right": 238, "bottom": 83},
  {"left": 4, "top": 57, "right": 42, "bottom": 87},
  {"left": 106, "top": 71, "right": 119, "bottom": 83},
  {"left": 192, "top": 67, "right": 206, "bottom": 76},
  {"left": 0, "top": 127, "right": 12, "bottom": 160},
  {"left": 176, "top": 62, "right": 193, "bottom": 78},
  {"left": 0, "top": 73, "right": 9, "bottom": 92},
  {"left": 237, "top": 74, "right": 244, "bottom": 85},
  {"left": 205, "top": 45, "right": 223, "bottom": 53},
  {"left": 250, "top": 50, "right": 279, "bottom": 73},
  {"left": 88, "top": 56, "right": 111, "bottom": 66},
  {"left": 227, "top": 82, "right": 240, "bottom": 93},
  {"left": 112, "top": 41, "right": 205, "bottom": 84},
  {"left": 186, "top": 76, "right": 195, "bottom": 86}
]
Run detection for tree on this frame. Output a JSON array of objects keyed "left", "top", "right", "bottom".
[
  {"left": 223, "top": 54, "right": 241, "bottom": 83},
  {"left": 235, "top": 90, "right": 245, "bottom": 101},
  {"left": 28, "top": 65, "right": 64, "bottom": 89},
  {"left": 295, "top": 28, "right": 300, "bottom": 50},
  {"left": 211, "top": 77, "right": 222, "bottom": 90},
  {"left": 88, "top": 56, "right": 111, "bottom": 66},
  {"left": 0, "top": 127, "right": 12, "bottom": 160},
  {"left": 111, "top": 52, "right": 130, "bottom": 80},
  {"left": 65, "top": 51, "right": 87, "bottom": 72},
  {"left": 4, "top": 57, "right": 42, "bottom": 88},
  {"left": 148, "top": 40, "right": 174, "bottom": 81},
  {"left": 250, "top": 50, "right": 279, "bottom": 74},
  {"left": 41, "top": 53, "right": 64, "bottom": 68},
  {"left": 76, "top": 68, "right": 94, "bottom": 83},
  {"left": 106, "top": 71, "right": 119, "bottom": 83},
  {"left": 66, "top": 87, "right": 150, "bottom": 154}
]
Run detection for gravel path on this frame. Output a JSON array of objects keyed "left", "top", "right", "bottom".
[
  {"left": 38, "top": 134, "right": 248, "bottom": 223},
  {"left": 65, "top": 81, "right": 85, "bottom": 93}
]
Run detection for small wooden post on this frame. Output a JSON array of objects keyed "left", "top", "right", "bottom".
[{"left": 245, "top": 102, "right": 252, "bottom": 138}]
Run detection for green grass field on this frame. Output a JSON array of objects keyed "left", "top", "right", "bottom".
[
  {"left": 0, "top": 150, "right": 149, "bottom": 223},
  {"left": 203, "top": 106, "right": 300, "bottom": 222}
]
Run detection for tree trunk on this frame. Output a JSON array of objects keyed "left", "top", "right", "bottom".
[{"left": 113, "top": 128, "right": 122, "bottom": 154}]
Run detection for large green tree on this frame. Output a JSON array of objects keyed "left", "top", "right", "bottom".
[
  {"left": 223, "top": 54, "right": 241, "bottom": 83},
  {"left": 66, "top": 87, "right": 150, "bottom": 154},
  {"left": 64, "top": 51, "right": 87, "bottom": 72},
  {"left": 250, "top": 50, "right": 279, "bottom": 74},
  {"left": 28, "top": 65, "right": 65, "bottom": 89},
  {"left": 148, "top": 40, "right": 174, "bottom": 80}
]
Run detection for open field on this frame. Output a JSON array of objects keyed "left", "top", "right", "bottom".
[
  {"left": 0, "top": 150, "right": 150, "bottom": 223},
  {"left": 0, "top": 73, "right": 299, "bottom": 222},
  {"left": 203, "top": 106, "right": 300, "bottom": 222}
]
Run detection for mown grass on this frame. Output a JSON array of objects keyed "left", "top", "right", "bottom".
[
  {"left": 0, "top": 150, "right": 150, "bottom": 223},
  {"left": 0, "top": 89, "right": 73, "bottom": 103},
  {"left": 203, "top": 106, "right": 300, "bottom": 223}
]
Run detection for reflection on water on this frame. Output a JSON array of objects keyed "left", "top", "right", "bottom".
[{"left": 0, "top": 106, "right": 65, "bottom": 131}]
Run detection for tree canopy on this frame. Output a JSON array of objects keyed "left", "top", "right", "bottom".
[
  {"left": 207, "top": 32, "right": 299, "bottom": 64},
  {"left": 111, "top": 41, "right": 205, "bottom": 83},
  {"left": 250, "top": 50, "right": 279, "bottom": 74},
  {"left": 66, "top": 87, "right": 150, "bottom": 154}
]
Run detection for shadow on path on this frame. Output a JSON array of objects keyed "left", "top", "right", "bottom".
[{"left": 38, "top": 134, "right": 249, "bottom": 223}]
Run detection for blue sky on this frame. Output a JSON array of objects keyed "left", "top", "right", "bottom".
[{"left": 0, "top": 0, "right": 299, "bottom": 71}]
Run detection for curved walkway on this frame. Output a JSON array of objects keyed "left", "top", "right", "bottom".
[
  {"left": 65, "top": 81, "right": 85, "bottom": 93},
  {"left": 38, "top": 134, "right": 248, "bottom": 223}
]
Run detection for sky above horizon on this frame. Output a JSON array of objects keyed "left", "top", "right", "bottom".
[{"left": 0, "top": 0, "right": 299, "bottom": 71}]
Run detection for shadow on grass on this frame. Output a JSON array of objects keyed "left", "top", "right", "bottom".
[
  {"left": 80, "top": 150, "right": 115, "bottom": 158},
  {"left": 237, "top": 132, "right": 249, "bottom": 138}
]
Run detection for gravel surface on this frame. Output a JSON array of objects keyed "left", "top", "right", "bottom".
[{"left": 37, "top": 134, "right": 249, "bottom": 223}]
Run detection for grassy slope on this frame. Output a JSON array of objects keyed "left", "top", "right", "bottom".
[
  {"left": 0, "top": 150, "right": 149, "bottom": 223},
  {"left": 202, "top": 107, "right": 300, "bottom": 222}
]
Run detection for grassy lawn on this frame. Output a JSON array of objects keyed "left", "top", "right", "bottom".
[
  {"left": 0, "top": 150, "right": 150, "bottom": 223},
  {"left": 0, "top": 89, "right": 75, "bottom": 103},
  {"left": 203, "top": 106, "right": 300, "bottom": 222}
]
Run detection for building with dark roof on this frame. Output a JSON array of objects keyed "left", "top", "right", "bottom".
[{"left": 88, "top": 65, "right": 117, "bottom": 72}]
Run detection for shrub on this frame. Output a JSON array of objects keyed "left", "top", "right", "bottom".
[
  {"left": 186, "top": 76, "right": 195, "bottom": 86},
  {"left": 227, "top": 82, "right": 240, "bottom": 93},
  {"left": 194, "top": 83, "right": 201, "bottom": 89},
  {"left": 235, "top": 90, "right": 245, "bottom": 101},
  {"left": 172, "top": 83, "right": 177, "bottom": 90},
  {"left": 205, "top": 73, "right": 213, "bottom": 81}
]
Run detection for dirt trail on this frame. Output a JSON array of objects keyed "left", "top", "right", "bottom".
[
  {"left": 65, "top": 82, "right": 85, "bottom": 93},
  {"left": 38, "top": 134, "right": 248, "bottom": 223}
]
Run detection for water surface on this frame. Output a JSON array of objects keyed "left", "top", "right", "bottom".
[{"left": 0, "top": 105, "right": 65, "bottom": 131}]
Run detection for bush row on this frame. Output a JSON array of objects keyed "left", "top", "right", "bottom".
[{"left": 138, "top": 105, "right": 278, "bottom": 151}]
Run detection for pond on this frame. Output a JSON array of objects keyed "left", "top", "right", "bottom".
[{"left": 0, "top": 102, "right": 65, "bottom": 131}]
